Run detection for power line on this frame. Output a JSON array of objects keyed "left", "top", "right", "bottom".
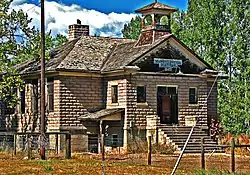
[
  {"left": 25, "top": 5, "right": 37, "bottom": 13},
  {"left": 24, "top": 0, "right": 39, "bottom": 13}
]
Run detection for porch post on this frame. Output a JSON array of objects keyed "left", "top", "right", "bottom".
[{"left": 123, "top": 112, "right": 128, "bottom": 149}]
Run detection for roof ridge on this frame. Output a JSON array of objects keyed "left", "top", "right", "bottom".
[
  {"left": 100, "top": 43, "right": 119, "bottom": 71},
  {"left": 128, "top": 35, "right": 172, "bottom": 65},
  {"left": 56, "top": 37, "right": 89, "bottom": 70},
  {"left": 135, "top": 2, "right": 178, "bottom": 13}
]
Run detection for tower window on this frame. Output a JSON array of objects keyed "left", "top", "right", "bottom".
[
  {"left": 144, "top": 15, "right": 152, "bottom": 26},
  {"left": 160, "top": 15, "right": 169, "bottom": 25}
]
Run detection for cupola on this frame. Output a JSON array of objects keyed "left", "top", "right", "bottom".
[{"left": 135, "top": 0, "right": 178, "bottom": 46}]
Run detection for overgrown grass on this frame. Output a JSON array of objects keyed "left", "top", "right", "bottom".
[
  {"left": 127, "top": 137, "right": 175, "bottom": 154},
  {"left": 37, "top": 160, "right": 54, "bottom": 173}
]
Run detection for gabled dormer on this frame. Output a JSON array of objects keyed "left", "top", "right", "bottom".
[{"left": 135, "top": 0, "right": 178, "bottom": 46}]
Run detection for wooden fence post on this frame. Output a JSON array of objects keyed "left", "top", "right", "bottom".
[
  {"left": 231, "top": 137, "right": 235, "bottom": 173},
  {"left": 101, "top": 133, "right": 105, "bottom": 175},
  {"left": 14, "top": 134, "right": 17, "bottom": 155},
  {"left": 201, "top": 137, "right": 205, "bottom": 170},
  {"left": 147, "top": 135, "right": 152, "bottom": 165},
  {"left": 55, "top": 134, "right": 58, "bottom": 155},
  {"left": 101, "top": 134, "right": 105, "bottom": 161},
  {"left": 65, "top": 133, "right": 71, "bottom": 159}
]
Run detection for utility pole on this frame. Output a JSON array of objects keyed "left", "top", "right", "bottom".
[{"left": 40, "top": 0, "right": 46, "bottom": 160}]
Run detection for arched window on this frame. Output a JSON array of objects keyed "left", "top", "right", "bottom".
[
  {"left": 160, "top": 15, "right": 169, "bottom": 25},
  {"left": 144, "top": 15, "right": 153, "bottom": 26}
]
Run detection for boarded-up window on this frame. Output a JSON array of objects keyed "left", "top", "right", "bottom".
[
  {"left": 137, "top": 86, "right": 146, "bottom": 103},
  {"left": 189, "top": 88, "right": 197, "bottom": 104},
  {"left": 111, "top": 85, "right": 118, "bottom": 103},
  {"left": 47, "top": 77, "right": 54, "bottom": 112}
]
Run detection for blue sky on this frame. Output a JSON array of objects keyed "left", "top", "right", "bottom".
[
  {"left": 25, "top": 0, "right": 188, "bottom": 13},
  {"left": 11, "top": 0, "right": 188, "bottom": 37}
]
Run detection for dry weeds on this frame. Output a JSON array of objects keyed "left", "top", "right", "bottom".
[{"left": 0, "top": 153, "right": 249, "bottom": 175}]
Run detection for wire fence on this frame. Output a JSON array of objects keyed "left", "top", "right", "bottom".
[
  {"left": 0, "top": 132, "right": 249, "bottom": 174},
  {"left": 0, "top": 132, "right": 71, "bottom": 159}
]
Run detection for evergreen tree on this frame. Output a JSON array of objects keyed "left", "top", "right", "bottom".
[{"left": 122, "top": 16, "right": 141, "bottom": 40}]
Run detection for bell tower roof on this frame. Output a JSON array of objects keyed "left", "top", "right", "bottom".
[{"left": 135, "top": 1, "right": 178, "bottom": 13}]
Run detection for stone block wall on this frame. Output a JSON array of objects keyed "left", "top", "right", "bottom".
[
  {"left": 106, "top": 79, "right": 127, "bottom": 108},
  {"left": 16, "top": 75, "right": 103, "bottom": 152},
  {"left": 58, "top": 76, "right": 103, "bottom": 128},
  {"left": 207, "top": 81, "right": 218, "bottom": 126},
  {"left": 17, "top": 82, "right": 39, "bottom": 132},
  {"left": 126, "top": 73, "right": 213, "bottom": 129}
]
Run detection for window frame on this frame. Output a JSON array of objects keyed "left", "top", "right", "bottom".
[
  {"left": 189, "top": 87, "right": 198, "bottom": 104},
  {"left": 137, "top": 86, "right": 146, "bottom": 103},
  {"left": 20, "top": 88, "right": 25, "bottom": 114},
  {"left": 32, "top": 79, "right": 38, "bottom": 114},
  {"left": 47, "top": 77, "right": 54, "bottom": 112},
  {"left": 111, "top": 85, "right": 118, "bottom": 103},
  {"left": 112, "top": 134, "right": 118, "bottom": 147}
]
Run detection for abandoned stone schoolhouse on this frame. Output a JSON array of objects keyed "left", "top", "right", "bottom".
[{"left": 3, "top": 1, "right": 224, "bottom": 153}]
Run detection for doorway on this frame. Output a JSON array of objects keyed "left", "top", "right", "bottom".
[
  {"left": 157, "top": 86, "right": 178, "bottom": 124},
  {"left": 88, "top": 134, "right": 98, "bottom": 153}
]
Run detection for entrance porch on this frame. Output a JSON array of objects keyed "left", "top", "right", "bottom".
[{"left": 79, "top": 108, "right": 125, "bottom": 153}]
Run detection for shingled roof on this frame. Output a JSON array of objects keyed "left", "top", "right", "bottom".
[
  {"left": 79, "top": 108, "right": 124, "bottom": 121},
  {"left": 17, "top": 36, "right": 135, "bottom": 74},
  {"left": 135, "top": 2, "right": 178, "bottom": 13},
  {"left": 16, "top": 33, "right": 212, "bottom": 75}
]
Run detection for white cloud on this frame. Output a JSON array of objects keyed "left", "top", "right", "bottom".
[{"left": 10, "top": 1, "right": 136, "bottom": 38}]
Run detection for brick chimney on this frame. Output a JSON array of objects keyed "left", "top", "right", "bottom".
[{"left": 68, "top": 19, "right": 89, "bottom": 40}]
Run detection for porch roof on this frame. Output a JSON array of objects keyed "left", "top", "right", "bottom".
[{"left": 79, "top": 108, "right": 124, "bottom": 121}]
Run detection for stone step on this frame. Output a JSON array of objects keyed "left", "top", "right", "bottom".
[
  {"left": 168, "top": 138, "right": 212, "bottom": 142},
  {"left": 162, "top": 131, "right": 207, "bottom": 135},
  {"left": 166, "top": 136, "right": 211, "bottom": 140},
  {"left": 173, "top": 141, "right": 217, "bottom": 146},
  {"left": 160, "top": 127, "right": 202, "bottom": 132},
  {"left": 165, "top": 133, "right": 208, "bottom": 137},
  {"left": 180, "top": 149, "right": 225, "bottom": 153},
  {"left": 159, "top": 126, "right": 224, "bottom": 153},
  {"left": 181, "top": 147, "right": 221, "bottom": 152}
]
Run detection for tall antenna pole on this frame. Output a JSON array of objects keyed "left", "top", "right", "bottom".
[{"left": 40, "top": 0, "right": 46, "bottom": 160}]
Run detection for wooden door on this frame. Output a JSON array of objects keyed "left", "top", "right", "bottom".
[{"left": 157, "top": 86, "right": 178, "bottom": 124}]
